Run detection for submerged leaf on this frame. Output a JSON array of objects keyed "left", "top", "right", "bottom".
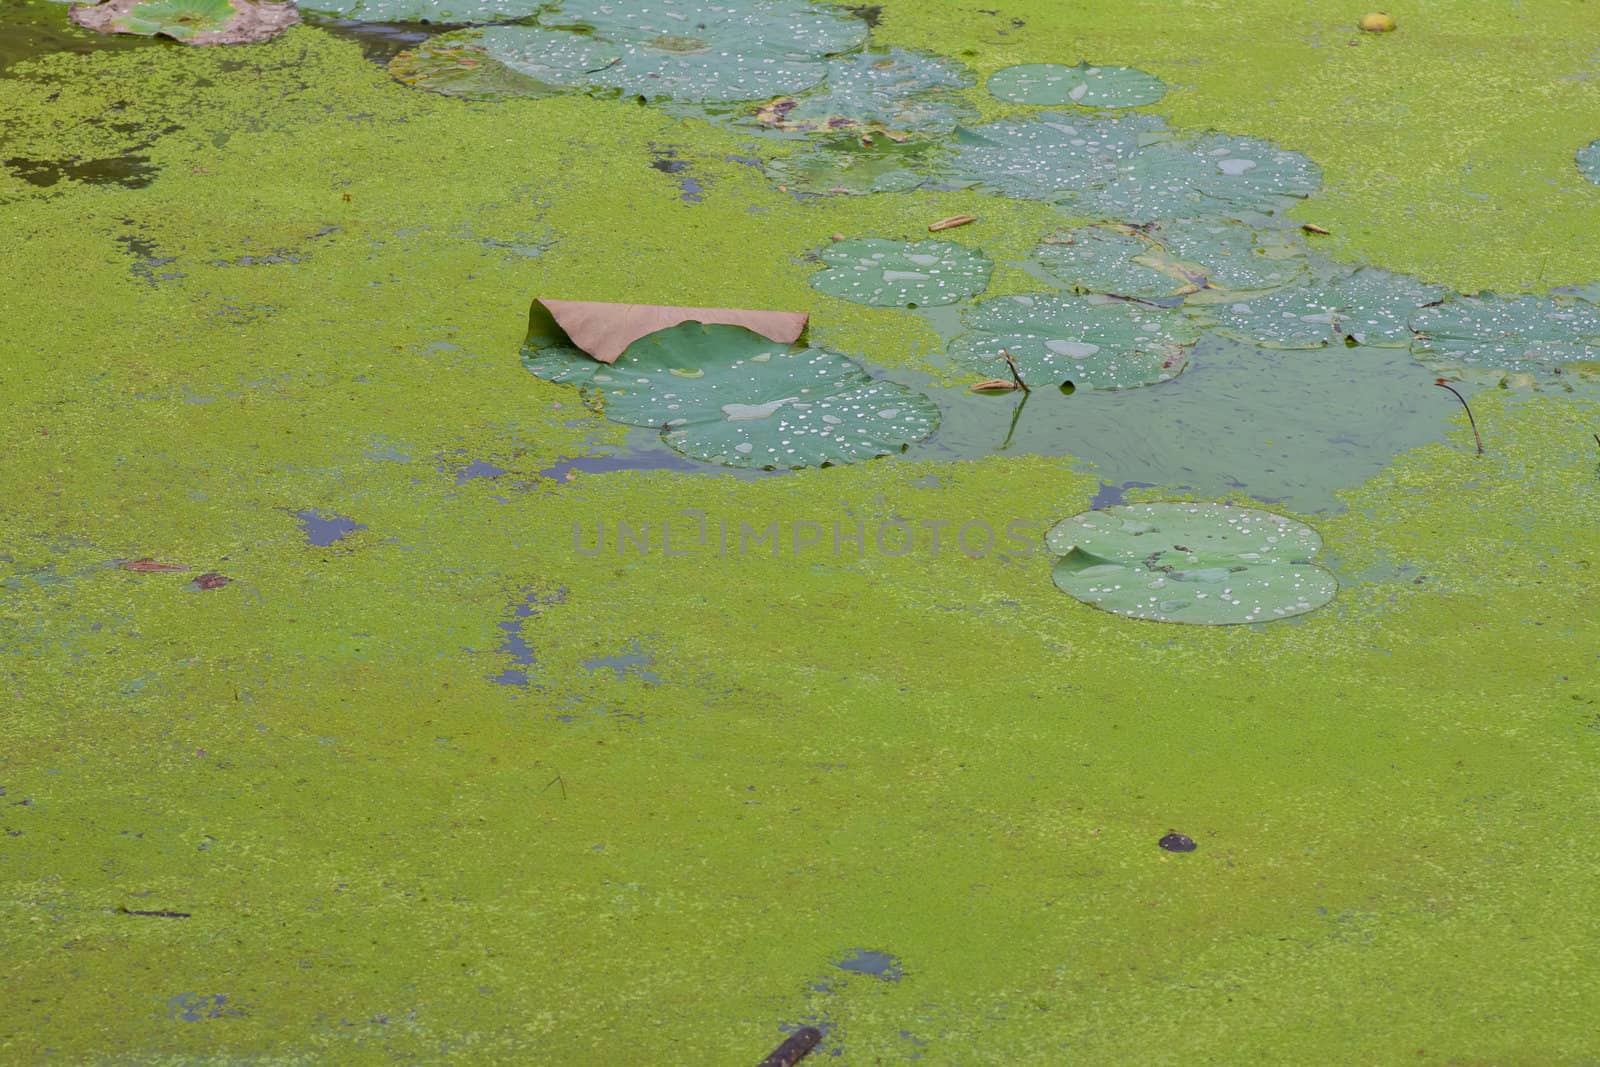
[
  {"left": 525, "top": 323, "right": 938, "bottom": 469},
  {"left": 1206, "top": 266, "right": 1446, "bottom": 348},
  {"left": 1039, "top": 218, "right": 1309, "bottom": 302},
  {"left": 809, "top": 238, "right": 993, "bottom": 308},
  {"left": 987, "top": 62, "right": 1167, "bottom": 108},
  {"left": 1045, "top": 503, "right": 1338, "bottom": 625},
  {"left": 950, "top": 294, "right": 1196, "bottom": 390},
  {"left": 766, "top": 135, "right": 947, "bottom": 196},
  {"left": 1410, "top": 294, "right": 1600, "bottom": 372},
  {"left": 70, "top": 0, "right": 297, "bottom": 44},
  {"left": 748, "top": 48, "right": 972, "bottom": 137}
]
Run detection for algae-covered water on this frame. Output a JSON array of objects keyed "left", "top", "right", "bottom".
[{"left": 4, "top": 0, "right": 1600, "bottom": 1062}]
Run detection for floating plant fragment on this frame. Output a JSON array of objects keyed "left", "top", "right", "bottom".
[
  {"left": 809, "top": 238, "right": 993, "bottom": 307},
  {"left": 69, "top": 0, "right": 297, "bottom": 43},
  {"left": 526, "top": 323, "right": 937, "bottom": 469},
  {"left": 1410, "top": 294, "right": 1600, "bottom": 373},
  {"left": 1045, "top": 503, "right": 1338, "bottom": 625},
  {"left": 1577, "top": 140, "right": 1600, "bottom": 186},
  {"left": 299, "top": 0, "right": 542, "bottom": 21},
  {"left": 950, "top": 294, "right": 1196, "bottom": 390},
  {"left": 987, "top": 62, "right": 1167, "bottom": 108},
  {"left": 751, "top": 48, "right": 973, "bottom": 137},
  {"left": 1206, "top": 267, "right": 1446, "bottom": 348}
]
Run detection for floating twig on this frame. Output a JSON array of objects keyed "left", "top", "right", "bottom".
[
  {"left": 928, "top": 214, "right": 976, "bottom": 232},
  {"left": 541, "top": 774, "right": 567, "bottom": 800},
  {"left": 968, "top": 378, "right": 1018, "bottom": 393},
  {"left": 758, "top": 1027, "right": 823, "bottom": 1067},
  {"left": 1301, "top": 223, "right": 1332, "bottom": 236},
  {"left": 1434, "top": 378, "right": 1483, "bottom": 454},
  {"left": 116, "top": 906, "right": 191, "bottom": 919}
]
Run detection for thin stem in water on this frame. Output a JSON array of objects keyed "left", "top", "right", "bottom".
[{"left": 1434, "top": 378, "right": 1483, "bottom": 455}]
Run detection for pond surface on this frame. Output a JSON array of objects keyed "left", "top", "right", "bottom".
[{"left": 4, "top": 2, "right": 1600, "bottom": 1063}]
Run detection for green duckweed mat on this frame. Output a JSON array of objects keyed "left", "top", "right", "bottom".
[{"left": 3, "top": 0, "right": 1600, "bottom": 1062}]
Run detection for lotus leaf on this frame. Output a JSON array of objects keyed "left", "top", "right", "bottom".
[
  {"left": 1207, "top": 267, "right": 1446, "bottom": 348},
  {"left": 1410, "top": 294, "right": 1600, "bottom": 372},
  {"left": 299, "top": 0, "right": 544, "bottom": 22},
  {"left": 950, "top": 294, "right": 1196, "bottom": 390},
  {"left": 751, "top": 49, "right": 973, "bottom": 137},
  {"left": 1034, "top": 224, "right": 1196, "bottom": 301},
  {"left": 809, "top": 238, "right": 993, "bottom": 308},
  {"left": 1154, "top": 218, "right": 1307, "bottom": 294},
  {"left": 1045, "top": 503, "right": 1338, "bottom": 625},
  {"left": 524, "top": 323, "right": 938, "bottom": 469},
  {"left": 987, "top": 62, "right": 1167, "bottom": 108},
  {"left": 69, "top": 0, "right": 297, "bottom": 43},
  {"left": 1577, "top": 139, "right": 1600, "bottom": 186}
]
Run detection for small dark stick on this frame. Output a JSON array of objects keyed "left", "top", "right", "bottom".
[
  {"left": 758, "top": 1027, "right": 822, "bottom": 1067},
  {"left": 1434, "top": 378, "right": 1483, "bottom": 454},
  {"left": 998, "top": 348, "right": 1030, "bottom": 393}
]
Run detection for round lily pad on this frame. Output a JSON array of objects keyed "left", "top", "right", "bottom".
[
  {"left": 524, "top": 323, "right": 939, "bottom": 469},
  {"left": 1045, "top": 503, "right": 1338, "bottom": 625},
  {"left": 1208, "top": 267, "right": 1446, "bottom": 349},
  {"left": 70, "top": 0, "right": 297, "bottom": 43},
  {"left": 1577, "top": 140, "right": 1600, "bottom": 186},
  {"left": 987, "top": 62, "right": 1167, "bottom": 108},
  {"left": 809, "top": 238, "right": 993, "bottom": 308},
  {"left": 752, "top": 48, "right": 973, "bottom": 137},
  {"left": 299, "top": 0, "right": 542, "bottom": 21},
  {"left": 1410, "top": 293, "right": 1600, "bottom": 372},
  {"left": 950, "top": 294, "right": 1196, "bottom": 390}
]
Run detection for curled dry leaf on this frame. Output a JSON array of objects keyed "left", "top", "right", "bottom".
[
  {"left": 120, "top": 558, "right": 191, "bottom": 573},
  {"left": 1301, "top": 223, "right": 1332, "bottom": 235},
  {"left": 928, "top": 214, "right": 976, "bottom": 232},
  {"left": 968, "top": 377, "right": 1020, "bottom": 393},
  {"left": 193, "top": 573, "right": 232, "bottom": 590},
  {"left": 526, "top": 298, "right": 808, "bottom": 365}
]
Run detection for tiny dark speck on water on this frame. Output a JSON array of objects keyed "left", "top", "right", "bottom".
[{"left": 1159, "top": 832, "right": 1197, "bottom": 853}]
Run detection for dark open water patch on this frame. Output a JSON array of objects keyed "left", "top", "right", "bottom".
[{"left": 0, "top": 0, "right": 154, "bottom": 72}]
